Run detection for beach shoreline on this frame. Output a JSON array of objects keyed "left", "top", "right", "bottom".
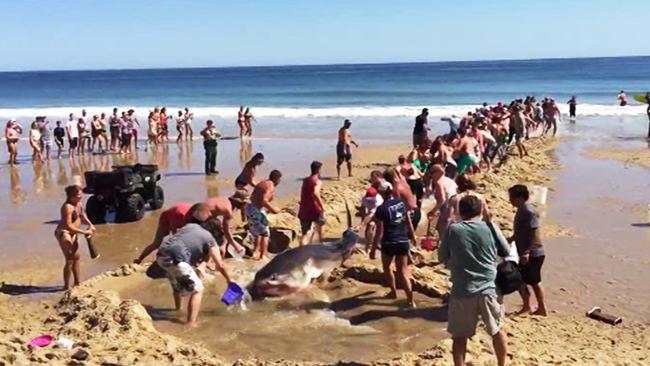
[{"left": 3, "top": 135, "right": 649, "bottom": 365}]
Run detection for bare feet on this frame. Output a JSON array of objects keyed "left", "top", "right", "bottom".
[
  {"left": 384, "top": 291, "right": 397, "bottom": 299},
  {"left": 516, "top": 307, "right": 533, "bottom": 315},
  {"left": 532, "top": 308, "right": 547, "bottom": 316},
  {"left": 407, "top": 300, "right": 416, "bottom": 309}
]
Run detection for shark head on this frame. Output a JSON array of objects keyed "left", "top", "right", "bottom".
[{"left": 248, "top": 230, "right": 359, "bottom": 300}]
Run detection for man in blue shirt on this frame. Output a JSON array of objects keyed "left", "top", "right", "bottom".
[{"left": 439, "top": 195, "right": 508, "bottom": 366}]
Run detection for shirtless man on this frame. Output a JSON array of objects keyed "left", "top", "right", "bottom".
[
  {"left": 455, "top": 128, "right": 480, "bottom": 175},
  {"left": 245, "top": 170, "right": 282, "bottom": 260},
  {"left": 542, "top": 99, "right": 560, "bottom": 136},
  {"left": 235, "top": 152, "right": 265, "bottom": 190},
  {"left": 204, "top": 191, "right": 249, "bottom": 256},
  {"left": 109, "top": 108, "right": 121, "bottom": 151},
  {"left": 510, "top": 104, "right": 531, "bottom": 158},
  {"left": 383, "top": 168, "right": 420, "bottom": 236},
  {"left": 134, "top": 203, "right": 194, "bottom": 264},
  {"left": 336, "top": 119, "right": 359, "bottom": 180}
]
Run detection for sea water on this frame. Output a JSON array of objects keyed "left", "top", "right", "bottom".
[{"left": 1, "top": 56, "right": 649, "bottom": 140}]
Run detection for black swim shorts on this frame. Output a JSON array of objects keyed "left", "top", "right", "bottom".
[
  {"left": 520, "top": 255, "right": 545, "bottom": 285},
  {"left": 381, "top": 241, "right": 410, "bottom": 257},
  {"left": 336, "top": 143, "right": 351, "bottom": 164},
  {"left": 69, "top": 137, "right": 79, "bottom": 149}
]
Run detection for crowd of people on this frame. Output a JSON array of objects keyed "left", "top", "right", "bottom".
[
  {"left": 3, "top": 107, "right": 201, "bottom": 164},
  {"left": 48, "top": 93, "right": 650, "bottom": 365}
]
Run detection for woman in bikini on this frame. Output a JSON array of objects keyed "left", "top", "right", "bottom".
[
  {"left": 176, "top": 110, "right": 185, "bottom": 143},
  {"left": 55, "top": 185, "right": 95, "bottom": 290},
  {"left": 237, "top": 106, "right": 246, "bottom": 138},
  {"left": 6, "top": 120, "right": 23, "bottom": 165},
  {"left": 244, "top": 107, "right": 255, "bottom": 137},
  {"left": 91, "top": 114, "right": 107, "bottom": 153},
  {"left": 29, "top": 121, "right": 43, "bottom": 162},
  {"left": 183, "top": 107, "right": 194, "bottom": 140},
  {"left": 235, "top": 152, "right": 265, "bottom": 190},
  {"left": 145, "top": 111, "right": 158, "bottom": 152}
]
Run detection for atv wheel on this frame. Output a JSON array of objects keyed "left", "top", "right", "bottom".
[
  {"left": 86, "top": 195, "right": 107, "bottom": 224},
  {"left": 117, "top": 193, "right": 145, "bottom": 222},
  {"left": 150, "top": 186, "right": 164, "bottom": 210}
]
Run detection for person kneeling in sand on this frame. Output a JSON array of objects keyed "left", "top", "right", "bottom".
[{"left": 156, "top": 203, "right": 232, "bottom": 327}]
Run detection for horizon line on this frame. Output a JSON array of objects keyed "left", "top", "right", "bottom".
[{"left": 1, "top": 54, "right": 649, "bottom": 74}]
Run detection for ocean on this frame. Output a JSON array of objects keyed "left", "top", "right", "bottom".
[{"left": 1, "top": 56, "right": 649, "bottom": 139}]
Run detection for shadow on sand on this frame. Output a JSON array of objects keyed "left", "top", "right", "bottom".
[
  {"left": 0, "top": 283, "right": 65, "bottom": 296},
  {"left": 143, "top": 305, "right": 185, "bottom": 325},
  {"left": 296, "top": 290, "right": 448, "bottom": 326}
]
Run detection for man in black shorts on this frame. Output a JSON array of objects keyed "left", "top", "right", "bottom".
[
  {"left": 508, "top": 184, "right": 547, "bottom": 316},
  {"left": 370, "top": 182, "right": 416, "bottom": 308},
  {"left": 336, "top": 119, "right": 358, "bottom": 180}
]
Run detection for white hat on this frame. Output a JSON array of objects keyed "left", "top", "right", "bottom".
[{"left": 377, "top": 181, "right": 393, "bottom": 193}]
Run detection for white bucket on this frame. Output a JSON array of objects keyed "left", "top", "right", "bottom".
[
  {"left": 227, "top": 244, "right": 245, "bottom": 261},
  {"left": 72, "top": 174, "right": 82, "bottom": 187},
  {"left": 530, "top": 185, "right": 548, "bottom": 205}
]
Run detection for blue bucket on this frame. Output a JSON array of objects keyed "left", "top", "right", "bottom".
[{"left": 221, "top": 283, "right": 244, "bottom": 305}]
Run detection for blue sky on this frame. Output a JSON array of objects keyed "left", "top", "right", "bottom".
[{"left": 1, "top": 0, "right": 648, "bottom": 71}]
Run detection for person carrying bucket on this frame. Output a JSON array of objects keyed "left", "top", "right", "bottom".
[{"left": 154, "top": 203, "right": 233, "bottom": 326}]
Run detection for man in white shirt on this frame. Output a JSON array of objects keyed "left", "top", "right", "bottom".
[{"left": 66, "top": 113, "right": 79, "bottom": 158}]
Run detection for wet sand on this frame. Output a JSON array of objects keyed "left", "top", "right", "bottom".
[
  {"left": 586, "top": 147, "right": 650, "bottom": 170},
  {"left": 550, "top": 141, "right": 650, "bottom": 322},
  {"left": 2, "top": 124, "right": 650, "bottom": 365}
]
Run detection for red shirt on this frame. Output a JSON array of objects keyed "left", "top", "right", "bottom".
[
  {"left": 158, "top": 203, "right": 192, "bottom": 233},
  {"left": 298, "top": 175, "right": 322, "bottom": 221}
]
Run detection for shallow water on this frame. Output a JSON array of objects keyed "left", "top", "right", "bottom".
[
  {"left": 122, "top": 259, "right": 447, "bottom": 363},
  {"left": 539, "top": 119, "right": 650, "bottom": 323},
  {"left": 0, "top": 137, "right": 389, "bottom": 272}
]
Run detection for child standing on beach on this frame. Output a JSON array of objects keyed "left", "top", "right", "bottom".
[{"left": 508, "top": 184, "right": 547, "bottom": 316}]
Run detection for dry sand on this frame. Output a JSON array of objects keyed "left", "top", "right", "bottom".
[
  {"left": 1, "top": 137, "right": 649, "bottom": 365},
  {"left": 586, "top": 148, "right": 650, "bottom": 170}
]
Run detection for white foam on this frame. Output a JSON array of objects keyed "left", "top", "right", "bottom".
[{"left": 0, "top": 103, "right": 647, "bottom": 121}]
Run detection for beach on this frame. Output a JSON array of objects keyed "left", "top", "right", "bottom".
[
  {"left": 1, "top": 57, "right": 650, "bottom": 365},
  {"left": 2, "top": 116, "right": 650, "bottom": 364}
]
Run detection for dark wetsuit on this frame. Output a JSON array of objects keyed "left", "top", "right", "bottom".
[{"left": 568, "top": 100, "right": 577, "bottom": 119}]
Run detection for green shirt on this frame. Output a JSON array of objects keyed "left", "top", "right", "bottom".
[
  {"left": 439, "top": 220, "right": 504, "bottom": 297},
  {"left": 413, "top": 159, "right": 428, "bottom": 173}
]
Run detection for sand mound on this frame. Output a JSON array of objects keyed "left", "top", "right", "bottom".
[{"left": 0, "top": 288, "right": 224, "bottom": 366}]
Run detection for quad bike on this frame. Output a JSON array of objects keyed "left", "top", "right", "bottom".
[{"left": 83, "top": 164, "right": 164, "bottom": 223}]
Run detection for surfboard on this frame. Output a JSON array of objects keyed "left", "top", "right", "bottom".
[{"left": 634, "top": 94, "right": 649, "bottom": 104}]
